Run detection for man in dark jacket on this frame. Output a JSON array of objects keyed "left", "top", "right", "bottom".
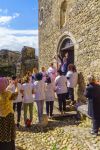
[{"left": 84, "top": 75, "right": 100, "bottom": 135}]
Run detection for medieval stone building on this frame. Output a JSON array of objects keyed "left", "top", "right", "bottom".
[
  {"left": 20, "top": 46, "right": 38, "bottom": 76},
  {"left": 39, "top": 0, "right": 100, "bottom": 101},
  {"left": 0, "top": 47, "right": 38, "bottom": 77},
  {"left": 0, "top": 50, "right": 20, "bottom": 76}
]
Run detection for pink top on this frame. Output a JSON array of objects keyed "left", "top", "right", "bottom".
[
  {"left": 41, "top": 71, "right": 47, "bottom": 82},
  {"left": 47, "top": 67, "right": 57, "bottom": 81}
]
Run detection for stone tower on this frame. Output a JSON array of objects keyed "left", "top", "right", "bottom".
[{"left": 39, "top": 0, "right": 100, "bottom": 101}]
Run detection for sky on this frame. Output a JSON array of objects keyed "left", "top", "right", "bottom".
[{"left": 0, "top": 0, "right": 38, "bottom": 55}]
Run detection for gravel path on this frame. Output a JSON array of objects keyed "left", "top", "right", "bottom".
[
  {"left": 15, "top": 116, "right": 100, "bottom": 150},
  {"left": 15, "top": 102, "right": 100, "bottom": 150}
]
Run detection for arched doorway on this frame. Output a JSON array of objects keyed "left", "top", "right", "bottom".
[{"left": 58, "top": 38, "right": 74, "bottom": 66}]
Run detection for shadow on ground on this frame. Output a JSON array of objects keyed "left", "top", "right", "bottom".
[{"left": 16, "top": 116, "right": 80, "bottom": 134}]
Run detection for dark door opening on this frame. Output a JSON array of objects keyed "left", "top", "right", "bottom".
[{"left": 58, "top": 38, "right": 74, "bottom": 66}]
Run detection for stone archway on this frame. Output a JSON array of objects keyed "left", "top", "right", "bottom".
[
  {"left": 56, "top": 32, "right": 79, "bottom": 68},
  {"left": 58, "top": 37, "right": 74, "bottom": 66}
]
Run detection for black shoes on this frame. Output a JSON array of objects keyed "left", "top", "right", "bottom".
[{"left": 90, "top": 131, "right": 98, "bottom": 136}]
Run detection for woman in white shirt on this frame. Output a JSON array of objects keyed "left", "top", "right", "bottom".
[
  {"left": 22, "top": 76, "right": 34, "bottom": 127},
  {"left": 33, "top": 73, "right": 46, "bottom": 123},
  {"left": 45, "top": 76, "right": 55, "bottom": 118},
  {"left": 47, "top": 63, "right": 57, "bottom": 81},
  {"left": 55, "top": 70, "right": 67, "bottom": 115},
  {"left": 66, "top": 64, "right": 78, "bottom": 102},
  {"left": 6, "top": 76, "right": 23, "bottom": 128}
]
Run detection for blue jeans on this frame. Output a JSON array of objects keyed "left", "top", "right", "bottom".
[{"left": 36, "top": 100, "right": 44, "bottom": 122}]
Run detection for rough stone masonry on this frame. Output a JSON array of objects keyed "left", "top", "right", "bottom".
[{"left": 39, "top": 0, "right": 100, "bottom": 101}]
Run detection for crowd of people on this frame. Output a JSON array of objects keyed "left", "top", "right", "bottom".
[
  {"left": 5, "top": 62, "right": 78, "bottom": 126},
  {"left": 0, "top": 58, "right": 79, "bottom": 149},
  {"left": 0, "top": 55, "right": 100, "bottom": 149}
]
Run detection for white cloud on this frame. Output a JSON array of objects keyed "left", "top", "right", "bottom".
[
  {"left": 0, "top": 16, "right": 12, "bottom": 25},
  {"left": 0, "top": 27, "right": 39, "bottom": 55},
  {"left": 0, "top": 13, "right": 20, "bottom": 25},
  {"left": 13, "top": 13, "right": 20, "bottom": 19},
  {"left": 0, "top": 9, "right": 38, "bottom": 55}
]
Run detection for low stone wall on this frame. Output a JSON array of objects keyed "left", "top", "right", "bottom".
[{"left": 77, "top": 104, "right": 92, "bottom": 126}]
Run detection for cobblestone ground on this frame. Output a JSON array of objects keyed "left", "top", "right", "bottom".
[{"left": 15, "top": 113, "right": 100, "bottom": 150}]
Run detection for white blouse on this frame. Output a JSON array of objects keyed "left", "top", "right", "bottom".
[
  {"left": 45, "top": 82, "right": 55, "bottom": 101},
  {"left": 55, "top": 75, "right": 67, "bottom": 94},
  {"left": 33, "top": 80, "right": 46, "bottom": 101}
]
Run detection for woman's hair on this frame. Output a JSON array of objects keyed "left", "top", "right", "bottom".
[
  {"left": 24, "top": 76, "right": 30, "bottom": 83},
  {"left": 35, "top": 73, "right": 43, "bottom": 81},
  {"left": 12, "top": 76, "right": 17, "bottom": 80},
  {"left": 50, "top": 63, "right": 53, "bottom": 67},
  {"left": 41, "top": 66, "right": 45, "bottom": 71},
  {"left": 68, "top": 64, "right": 77, "bottom": 72},
  {"left": 18, "top": 78, "right": 22, "bottom": 84},
  {"left": 33, "top": 67, "right": 38, "bottom": 74},
  {"left": 27, "top": 71, "right": 31, "bottom": 76},
  {"left": 45, "top": 76, "right": 51, "bottom": 84},
  {"left": 57, "top": 69, "right": 63, "bottom": 75}
]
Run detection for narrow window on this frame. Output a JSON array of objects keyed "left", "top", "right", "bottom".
[
  {"left": 60, "top": 1, "right": 67, "bottom": 28},
  {"left": 39, "top": 8, "right": 44, "bottom": 26}
]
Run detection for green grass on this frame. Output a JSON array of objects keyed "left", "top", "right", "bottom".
[{"left": 52, "top": 143, "right": 57, "bottom": 150}]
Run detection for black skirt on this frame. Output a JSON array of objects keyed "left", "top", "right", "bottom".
[{"left": 0, "top": 113, "right": 15, "bottom": 150}]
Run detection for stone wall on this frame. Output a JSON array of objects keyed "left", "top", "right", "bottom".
[
  {"left": 0, "top": 47, "right": 38, "bottom": 77},
  {"left": 39, "top": 0, "right": 100, "bottom": 101},
  {"left": 0, "top": 50, "right": 20, "bottom": 76},
  {"left": 21, "top": 46, "right": 38, "bottom": 76},
  {"left": 0, "top": 49, "right": 20, "bottom": 67}
]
